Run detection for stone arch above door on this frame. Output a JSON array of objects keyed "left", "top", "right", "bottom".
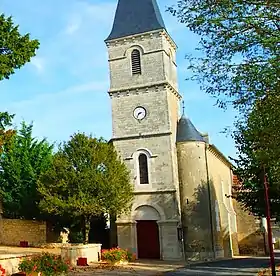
[{"left": 132, "top": 204, "right": 165, "bottom": 221}]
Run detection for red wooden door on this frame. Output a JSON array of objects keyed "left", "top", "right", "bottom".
[{"left": 136, "top": 220, "right": 160, "bottom": 259}]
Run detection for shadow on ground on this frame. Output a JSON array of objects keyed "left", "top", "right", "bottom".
[
  {"left": 165, "top": 253, "right": 280, "bottom": 276},
  {"left": 69, "top": 260, "right": 185, "bottom": 276}
]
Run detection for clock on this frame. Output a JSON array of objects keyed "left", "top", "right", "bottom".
[{"left": 133, "top": 106, "right": 147, "bottom": 120}]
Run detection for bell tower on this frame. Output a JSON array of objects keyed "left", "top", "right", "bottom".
[{"left": 105, "top": 0, "right": 182, "bottom": 260}]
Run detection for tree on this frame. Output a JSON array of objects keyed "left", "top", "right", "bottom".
[
  {"left": 169, "top": 0, "right": 279, "bottom": 112},
  {"left": 0, "top": 112, "right": 15, "bottom": 153},
  {"left": 169, "top": 0, "right": 280, "bottom": 217},
  {"left": 0, "top": 122, "right": 53, "bottom": 219},
  {"left": 232, "top": 93, "right": 280, "bottom": 219},
  {"left": 38, "top": 133, "right": 134, "bottom": 244},
  {"left": 0, "top": 14, "right": 39, "bottom": 81},
  {"left": 1, "top": 14, "right": 39, "bottom": 149}
]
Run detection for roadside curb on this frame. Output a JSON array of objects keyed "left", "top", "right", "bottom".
[
  {"left": 128, "top": 255, "right": 266, "bottom": 275},
  {"left": 178, "top": 255, "right": 259, "bottom": 268},
  {"left": 183, "top": 258, "right": 232, "bottom": 268}
]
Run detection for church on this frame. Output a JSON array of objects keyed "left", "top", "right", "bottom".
[{"left": 105, "top": 0, "right": 240, "bottom": 261}]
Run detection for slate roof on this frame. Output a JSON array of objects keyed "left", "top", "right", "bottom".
[
  {"left": 176, "top": 115, "right": 205, "bottom": 143},
  {"left": 105, "top": 0, "right": 166, "bottom": 41}
]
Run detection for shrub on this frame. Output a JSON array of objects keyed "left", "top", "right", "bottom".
[
  {"left": 68, "top": 230, "right": 84, "bottom": 243},
  {"left": 18, "top": 252, "right": 70, "bottom": 276},
  {"left": 101, "top": 247, "right": 136, "bottom": 263}
]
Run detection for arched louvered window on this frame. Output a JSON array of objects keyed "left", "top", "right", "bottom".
[
  {"left": 131, "top": 49, "right": 142, "bottom": 75},
  {"left": 139, "top": 153, "right": 149, "bottom": 184}
]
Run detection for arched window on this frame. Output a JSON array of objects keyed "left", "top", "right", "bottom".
[
  {"left": 138, "top": 153, "right": 149, "bottom": 184},
  {"left": 131, "top": 49, "right": 142, "bottom": 75}
]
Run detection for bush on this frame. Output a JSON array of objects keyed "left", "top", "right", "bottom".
[
  {"left": 101, "top": 247, "right": 136, "bottom": 263},
  {"left": 18, "top": 252, "right": 70, "bottom": 276},
  {"left": 68, "top": 230, "right": 84, "bottom": 243}
]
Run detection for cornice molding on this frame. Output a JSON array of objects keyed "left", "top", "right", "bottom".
[
  {"left": 207, "top": 144, "right": 233, "bottom": 169},
  {"left": 108, "top": 81, "right": 181, "bottom": 99},
  {"left": 110, "top": 131, "right": 172, "bottom": 142},
  {"left": 133, "top": 189, "right": 176, "bottom": 195},
  {"left": 105, "top": 29, "right": 177, "bottom": 51}
]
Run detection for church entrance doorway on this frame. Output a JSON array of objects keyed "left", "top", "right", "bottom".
[{"left": 136, "top": 220, "right": 160, "bottom": 259}]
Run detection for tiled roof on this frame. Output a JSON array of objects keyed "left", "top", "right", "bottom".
[{"left": 105, "top": 0, "right": 166, "bottom": 41}]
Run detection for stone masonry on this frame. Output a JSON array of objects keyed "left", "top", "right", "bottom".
[
  {"left": 0, "top": 219, "right": 46, "bottom": 246},
  {"left": 105, "top": 0, "right": 257, "bottom": 262},
  {"left": 106, "top": 28, "right": 183, "bottom": 261}
]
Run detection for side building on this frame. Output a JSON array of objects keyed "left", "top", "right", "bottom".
[{"left": 177, "top": 115, "right": 239, "bottom": 260}]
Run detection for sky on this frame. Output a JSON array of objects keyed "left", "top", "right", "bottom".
[{"left": 0, "top": 0, "right": 238, "bottom": 159}]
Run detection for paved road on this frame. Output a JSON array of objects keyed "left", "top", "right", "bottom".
[{"left": 166, "top": 254, "right": 280, "bottom": 276}]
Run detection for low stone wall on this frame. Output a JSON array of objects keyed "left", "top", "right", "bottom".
[
  {"left": 232, "top": 199, "right": 265, "bottom": 255},
  {"left": 0, "top": 219, "right": 46, "bottom": 246},
  {"left": 271, "top": 221, "right": 280, "bottom": 250},
  {"left": 61, "top": 244, "right": 102, "bottom": 266},
  {"left": 0, "top": 254, "right": 33, "bottom": 276}
]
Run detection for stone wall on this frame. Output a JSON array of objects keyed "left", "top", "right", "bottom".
[
  {"left": 232, "top": 199, "right": 265, "bottom": 255},
  {"left": 206, "top": 146, "right": 239, "bottom": 257},
  {"left": 272, "top": 221, "right": 280, "bottom": 249},
  {"left": 107, "top": 25, "right": 182, "bottom": 262},
  {"left": 0, "top": 219, "right": 47, "bottom": 246},
  {"left": 0, "top": 255, "right": 27, "bottom": 276},
  {"left": 106, "top": 30, "right": 178, "bottom": 92},
  {"left": 61, "top": 244, "right": 102, "bottom": 266},
  {"left": 177, "top": 141, "right": 214, "bottom": 260},
  {"left": 177, "top": 140, "right": 240, "bottom": 260},
  {"left": 116, "top": 192, "right": 182, "bottom": 260}
]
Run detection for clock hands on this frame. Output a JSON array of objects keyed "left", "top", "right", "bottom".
[{"left": 137, "top": 111, "right": 143, "bottom": 118}]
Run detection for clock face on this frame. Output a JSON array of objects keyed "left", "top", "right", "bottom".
[{"left": 133, "top": 106, "right": 147, "bottom": 120}]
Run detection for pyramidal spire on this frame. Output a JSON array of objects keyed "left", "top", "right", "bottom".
[{"left": 106, "top": 0, "right": 166, "bottom": 41}]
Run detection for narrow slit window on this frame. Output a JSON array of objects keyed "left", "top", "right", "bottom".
[
  {"left": 139, "top": 154, "right": 149, "bottom": 184},
  {"left": 131, "top": 49, "right": 142, "bottom": 75}
]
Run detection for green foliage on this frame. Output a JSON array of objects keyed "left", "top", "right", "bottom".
[
  {"left": 170, "top": 0, "right": 280, "bottom": 218},
  {"left": 233, "top": 94, "right": 280, "bottom": 219},
  {"left": 38, "top": 133, "right": 134, "bottom": 243},
  {"left": 68, "top": 230, "right": 84, "bottom": 244},
  {"left": 0, "top": 112, "right": 15, "bottom": 153},
  {"left": 18, "top": 252, "right": 70, "bottom": 276},
  {"left": 0, "top": 112, "right": 13, "bottom": 129},
  {"left": 101, "top": 248, "right": 136, "bottom": 263},
  {"left": 169, "top": 0, "right": 279, "bottom": 112},
  {"left": 0, "top": 14, "right": 39, "bottom": 81},
  {"left": 0, "top": 121, "right": 53, "bottom": 219}
]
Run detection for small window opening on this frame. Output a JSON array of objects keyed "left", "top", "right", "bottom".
[
  {"left": 131, "top": 49, "right": 142, "bottom": 75},
  {"left": 139, "top": 153, "right": 149, "bottom": 184}
]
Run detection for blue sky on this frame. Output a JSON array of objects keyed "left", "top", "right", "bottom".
[{"left": 0, "top": 0, "right": 237, "bottom": 159}]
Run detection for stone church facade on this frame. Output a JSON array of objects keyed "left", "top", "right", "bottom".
[{"left": 105, "top": 0, "right": 239, "bottom": 261}]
